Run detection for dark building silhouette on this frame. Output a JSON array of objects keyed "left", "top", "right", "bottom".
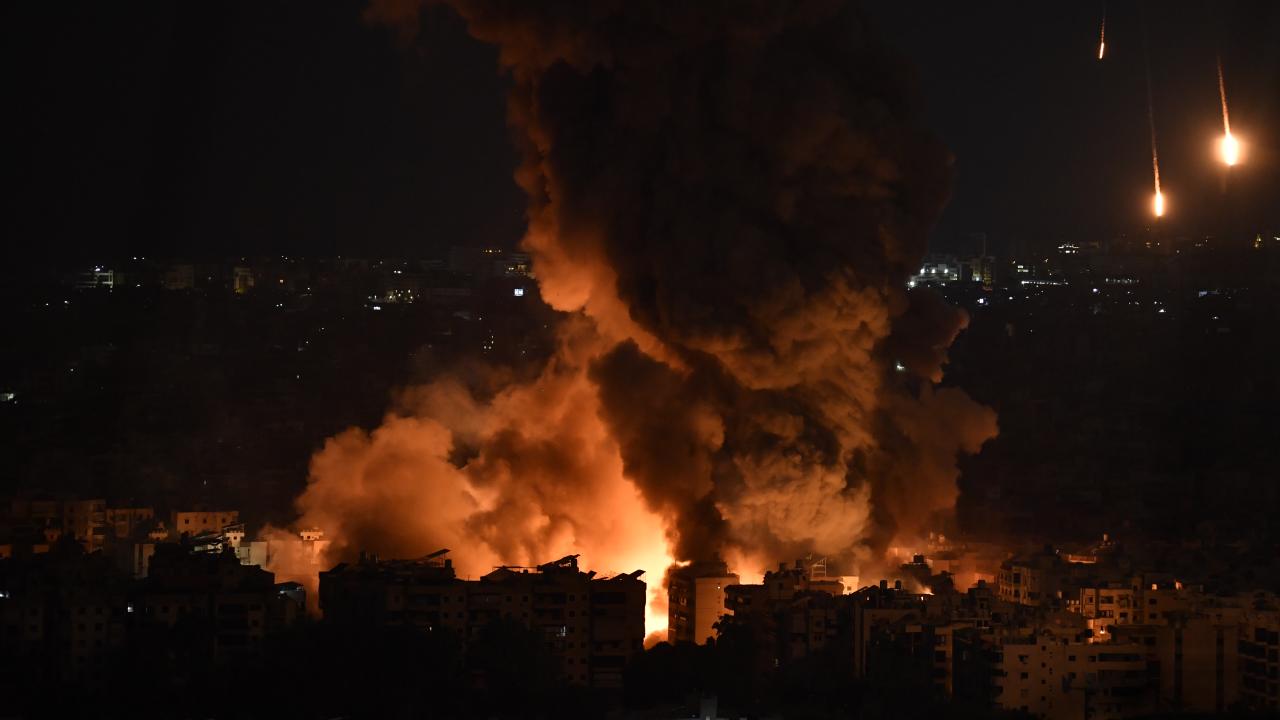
[{"left": 320, "top": 551, "right": 646, "bottom": 688}]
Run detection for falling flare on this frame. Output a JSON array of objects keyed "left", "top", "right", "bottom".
[
  {"left": 1221, "top": 134, "right": 1239, "bottom": 166},
  {"left": 1217, "top": 58, "right": 1240, "bottom": 166},
  {"left": 1097, "top": 9, "right": 1106, "bottom": 60},
  {"left": 1146, "top": 96, "right": 1162, "bottom": 218},
  {"left": 1143, "top": 16, "right": 1163, "bottom": 218}
]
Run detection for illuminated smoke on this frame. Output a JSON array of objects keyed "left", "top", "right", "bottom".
[
  {"left": 289, "top": 0, "right": 997, "bottom": 634},
  {"left": 293, "top": 319, "right": 673, "bottom": 633},
  {"left": 1217, "top": 57, "right": 1239, "bottom": 166}
]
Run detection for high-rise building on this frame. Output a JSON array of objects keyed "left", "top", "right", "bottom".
[
  {"left": 1114, "top": 610, "right": 1242, "bottom": 713},
  {"left": 170, "top": 510, "right": 240, "bottom": 538},
  {"left": 667, "top": 560, "right": 739, "bottom": 645},
  {"left": 320, "top": 552, "right": 647, "bottom": 688},
  {"left": 1240, "top": 603, "right": 1280, "bottom": 712},
  {"left": 995, "top": 632, "right": 1153, "bottom": 720}
]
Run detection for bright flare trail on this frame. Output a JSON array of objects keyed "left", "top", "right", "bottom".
[
  {"left": 1143, "top": 16, "right": 1163, "bottom": 218},
  {"left": 1146, "top": 90, "right": 1162, "bottom": 216},
  {"left": 1217, "top": 57, "right": 1239, "bottom": 166},
  {"left": 1097, "top": 10, "right": 1106, "bottom": 60}
]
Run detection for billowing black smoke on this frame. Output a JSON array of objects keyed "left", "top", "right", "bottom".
[{"left": 309, "top": 0, "right": 997, "bottom": 578}]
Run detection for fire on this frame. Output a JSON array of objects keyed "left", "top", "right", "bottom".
[
  {"left": 1153, "top": 191, "right": 1165, "bottom": 218},
  {"left": 1097, "top": 41, "right": 1105, "bottom": 60},
  {"left": 336, "top": 0, "right": 1001, "bottom": 653}
]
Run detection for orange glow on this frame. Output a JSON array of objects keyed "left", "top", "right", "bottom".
[
  {"left": 1220, "top": 133, "right": 1240, "bottom": 166},
  {"left": 1153, "top": 191, "right": 1165, "bottom": 217},
  {"left": 287, "top": 319, "right": 677, "bottom": 637},
  {"left": 1097, "top": 41, "right": 1105, "bottom": 60},
  {"left": 1216, "top": 57, "right": 1240, "bottom": 167}
]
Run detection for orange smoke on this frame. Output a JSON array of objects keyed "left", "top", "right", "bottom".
[
  {"left": 291, "top": 319, "right": 672, "bottom": 635},
  {"left": 300, "top": 0, "right": 999, "bottom": 638}
]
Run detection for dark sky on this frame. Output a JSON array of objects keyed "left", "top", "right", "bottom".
[
  {"left": 5, "top": 1, "right": 1278, "bottom": 264},
  {"left": 868, "top": 0, "right": 1280, "bottom": 254},
  {"left": 6, "top": 1, "right": 523, "bottom": 263}
]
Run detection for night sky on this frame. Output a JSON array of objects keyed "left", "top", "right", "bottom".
[{"left": 5, "top": 0, "right": 1278, "bottom": 264}]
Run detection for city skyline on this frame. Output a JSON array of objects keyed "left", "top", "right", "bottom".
[{"left": 2, "top": 1, "right": 1278, "bottom": 718}]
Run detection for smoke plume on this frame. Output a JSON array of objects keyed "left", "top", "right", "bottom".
[{"left": 290, "top": 0, "right": 996, "bottom": 628}]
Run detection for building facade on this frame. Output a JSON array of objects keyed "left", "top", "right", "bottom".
[{"left": 320, "top": 552, "right": 646, "bottom": 688}]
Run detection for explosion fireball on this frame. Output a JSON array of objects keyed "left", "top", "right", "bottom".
[{"left": 280, "top": 0, "right": 998, "bottom": 636}]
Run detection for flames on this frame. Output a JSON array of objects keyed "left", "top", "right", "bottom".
[
  {"left": 288, "top": 319, "right": 674, "bottom": 635},
  {"left": 285, "top": 0, "right": 998, "bottom": 635}
]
